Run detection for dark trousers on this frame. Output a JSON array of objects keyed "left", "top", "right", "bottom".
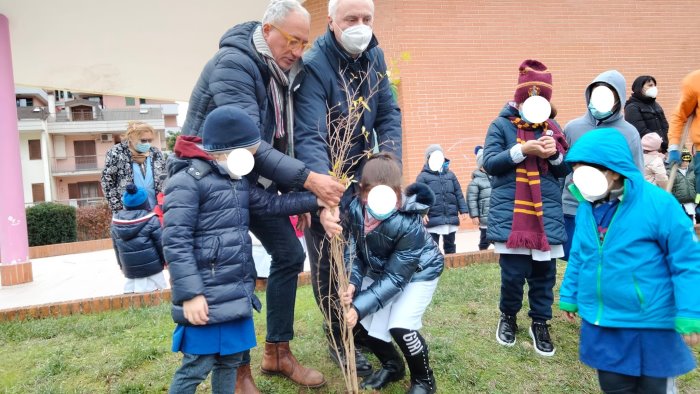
[
  {"left": 249, "top": 213, "right": 306, "bottom": 343},
  {"left": 562, "top": 214, "right": 576, "bottom": 262},
  {"left": 305, "top": 213, "right": 343, "bottom": 343},
  {"left": 478, "top": 228, "right": 489, "bottom": 250},
  {"left": 597, "top": 370, "right": 673, "bottom": 394},
  {"left": 499, "top": 253, "right": 556, "bottom": 321},
  {"left": 430, "top": 232, "right": 456, "bottom": 254}
]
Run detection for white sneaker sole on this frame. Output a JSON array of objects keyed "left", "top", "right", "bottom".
[
  {"left": 529, "top": 326, "right": 556, "bottom": 357},
  {"left": 495, "top": 324, "right": 516, "bottom": 347}
]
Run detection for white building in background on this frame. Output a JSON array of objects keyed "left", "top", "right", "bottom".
[{"left": 15, "top": 87, "right": 178, "bottom": 207}]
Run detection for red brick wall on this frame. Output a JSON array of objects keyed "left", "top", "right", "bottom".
[{"left": 303, "top": 0, "right": 700, "bottom": 227}]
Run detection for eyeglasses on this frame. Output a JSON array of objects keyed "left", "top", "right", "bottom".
[{"left": 269, "top": 24, "right": 311, "bottom": 52}]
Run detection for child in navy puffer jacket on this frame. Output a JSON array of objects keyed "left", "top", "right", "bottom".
[{"left": 111, "top": 183, "right": 166, "bottom": 293}]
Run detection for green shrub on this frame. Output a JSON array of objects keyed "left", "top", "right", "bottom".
[
  {"left": 26, "top": 203, "right": 77, "bottom": 246},
  {"left": 76, "top": 202, "right": 112, "bottom": 241}
]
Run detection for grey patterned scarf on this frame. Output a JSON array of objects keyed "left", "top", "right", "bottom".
[{"left": 253, "top": 26, "right": 301, "bottom": 157}]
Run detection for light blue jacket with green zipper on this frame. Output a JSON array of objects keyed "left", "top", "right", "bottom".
[{"left": 560, "top": 128, "right": 700, "bottom": 335}]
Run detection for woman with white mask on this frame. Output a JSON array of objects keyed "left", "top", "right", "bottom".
[{"left": 625, "top": 75, "right": 670, "bottom": 152}]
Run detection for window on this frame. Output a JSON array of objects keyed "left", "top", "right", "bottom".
[
  {"left": 139, "top": 98, "right": 147, "bottom": 104},
  {"left": 73, "top": 140, "right": 97, "bottom": 170},
  {"left": 68, "top": 181, "right": 102, "bottom": 206},
  {"left": 125, "top": 97, "right": 135, "bottom": 106},
  {"left": 16, "top": 98, "right": 33, "bottom": 107},
  {"left": 31, "top": 183, "right": 45, "bottom": 203},
  {"left": 71, "top": 106, "right": 94, "bottom": 121},
  {"left": 28, "top": 139, "right": 42, "bottom": 160}
]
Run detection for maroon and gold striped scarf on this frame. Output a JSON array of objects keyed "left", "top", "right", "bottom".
[{"left": 506, "top": 118, "right": 568, "bottom": 251}]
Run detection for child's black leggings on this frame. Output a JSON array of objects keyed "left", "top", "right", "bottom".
[{"left": 597, "top": 370, "right": 675, "bottom": 394}]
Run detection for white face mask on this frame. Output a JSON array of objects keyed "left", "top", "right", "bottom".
[
  {"left": 218, "top": 148, "right": 255, "bottom": 179},
  {"left": 644, "top": 86, "right": 658, "bottom": 98},
  {"left": 335, "top": 22, "right": 373, "bottom": 55},
  {"left": 572, "top": 165, "right": 611, "bottom": 202}
]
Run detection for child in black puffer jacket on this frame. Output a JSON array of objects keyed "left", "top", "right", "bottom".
[{"left": 111, "top": 183, "right": 166, "bottom": 293}]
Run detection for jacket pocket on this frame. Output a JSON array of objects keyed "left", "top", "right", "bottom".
[
  {"left": 632, "top": 275, "right": 646, "bottom": 312},
  {"left": 193, "top": 235, "right": 221, "bottom": 270}
]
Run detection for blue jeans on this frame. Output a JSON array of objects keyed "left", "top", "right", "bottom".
[
  {"left": 499, "top": 254, "right": 556, "bottom": 321},
  {"left": 249, "top": 212, "right": 306, "bottom": 342},
  {"left": 169, "top": 352, "right": 245, "bottom": 394}
]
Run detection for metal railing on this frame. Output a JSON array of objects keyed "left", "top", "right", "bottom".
[
  {"left": 25, "top": 197, "right": 107, "bottom": 208},
  {"left": 51, "top": 155, "right": 105, "bottom": 173},
  {"left": 19, "top": 107, "right": 164, "bottom": 123}
]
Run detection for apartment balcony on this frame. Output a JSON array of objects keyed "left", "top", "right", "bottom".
[
  {"left": 51, "top": 155, "right": 105, "bottom": 176},
  {"left": 47, "top": 108, "right": 165, "bottom": 134}
]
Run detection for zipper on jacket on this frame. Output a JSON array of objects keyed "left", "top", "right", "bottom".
[
  {"left": 592, "top": 190, "right": 625, "bottom": 325},
  {"left": 211, "top": 261, "right": 216, "bottom": 278}
]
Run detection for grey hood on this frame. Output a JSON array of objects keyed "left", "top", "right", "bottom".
[{"left": 561, "top": 70, "right": 644, "bottom": 215}]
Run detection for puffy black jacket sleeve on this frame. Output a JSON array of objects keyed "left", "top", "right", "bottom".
[
  {"left": 624, "top": 102, "right": 651, "bottom": 136},
  {"left": 248, "top": 188, "right": 318, "bottom": 217},
  {"left": 467, "top": 178, "right": 480, "bottom": 218},
  {"left": 483, "top": 120, "right": 518, "bottom": 176},
  {"left": 253, "top": 141, "right": 310, "bottom": 190},
  {"left": 352, "top": 217, "right": 423, "bottom": 319},
  {"left": 372, "top": 50, "right": 403, "bottom": 164},
  {"left": 451, "top": 174, "right": 469, "bottom": 214},
  {"left": 210, "top": 53, "right": 262, "bottom": 126},
  {"left": 162, "top": 174, "right": 205, "bottom": 304},
  {"left": 293, "top": 65, "right": 332, "bottom": 175},
  {"left": 148, "top": 217, "right": 165, "bottom": 264}
]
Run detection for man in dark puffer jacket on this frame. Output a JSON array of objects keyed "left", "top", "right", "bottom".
[
  {"left": 180, "top": 1, "right": 343, "bottom": 388},
  {"left": 293, "top": 0, "right": 402, "bottom": 374}
]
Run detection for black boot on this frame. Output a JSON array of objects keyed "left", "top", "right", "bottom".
[
  {"left": 356, "top": 326, "right": 405, "bottom": 390},
  {"left": 390, "top": 328, "right": 436, "bottom": 394},
  {"left": 327, "top": 346, "right": 373, "bottom": 377},
  {"left": 327, "top": 322, "right": 373, "bottom": 377}
]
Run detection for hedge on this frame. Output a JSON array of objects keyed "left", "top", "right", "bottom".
[{"left": 26, "top": 203, "right": 77, "bottom": 246}]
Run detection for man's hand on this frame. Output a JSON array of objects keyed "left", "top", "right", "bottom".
[
  {"left": 346, "top": 307, "right": 358, "bottom": 328},
  {"left": 422, "top": 215, "right": 429, "bottom": 226},
  {"left": 340, "top": 284, "right": 356, "bottom": 306},
  {"left": 563, "top": 311, "right": 577, "bottom": 322},
  {"left": 296, "top": 213, "right": 311, "bottom": 232},
  {"left": 319, "top": 207, "right": 342, "bottom": 238},
  {"left": 471, "top": 217, "right": 480, "bottom": 226},
  {"left": 684, "top": 333, "right": 700, "bottom": 347},
  {"left": 304, "top": 172, "right": 344, "bottom": 206},
  {"left": 183, "top": 295, "right": 209, "bottom": 325},
  {"left": 459, "top": 213, "right": 469, "bottom": 221}
]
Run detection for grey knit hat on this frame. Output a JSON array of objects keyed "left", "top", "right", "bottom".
[{"left": 425, "top": 144, "right": 443, "bottom": 160}]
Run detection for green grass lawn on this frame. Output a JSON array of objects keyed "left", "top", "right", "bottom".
[{"left": 1, "top": 262, "right": 699, "bottom": 393}]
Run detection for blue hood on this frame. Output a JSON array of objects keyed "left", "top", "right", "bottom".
[{"left": 565, "top": 128, "right": 644, "bottom": 200}]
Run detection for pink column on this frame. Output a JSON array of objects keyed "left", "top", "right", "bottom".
[{"left": 0, "top": 14, "right": 33, "bottom": 286}]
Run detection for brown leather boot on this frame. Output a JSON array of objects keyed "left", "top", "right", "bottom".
[
  {"left": 260, "top": 342, "right": 326, "bottom": 388},
  {"left": 234, "top": 364, "right": 260, "bottom": 394}
]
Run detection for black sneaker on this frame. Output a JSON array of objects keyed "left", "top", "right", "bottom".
[
  {"left": 529, "top": 321, "right": 556, "bottom": 356},
  {"left": 496, "top": 313, "right": 517, "bottom": 346},
  {"left": 328, "top": 346, "right": 374, "bottom": 377}
]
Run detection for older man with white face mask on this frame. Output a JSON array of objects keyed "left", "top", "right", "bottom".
[{"left": 293, "top": 0, "right": 403, "bottom": 384}]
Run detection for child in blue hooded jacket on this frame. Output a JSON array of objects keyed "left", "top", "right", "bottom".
[{"left": 560, "top": 128, "right": 700, "bottom": 394}]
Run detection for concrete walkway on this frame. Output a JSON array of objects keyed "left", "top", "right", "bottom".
[{"left": 0, "top": 229, "right": 488, "bottom": 310}]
